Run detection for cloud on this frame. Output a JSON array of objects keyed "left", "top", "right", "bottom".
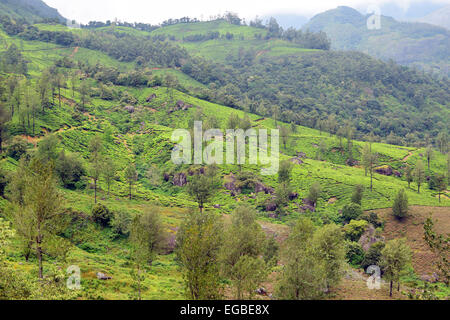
[{"left": 44, "top": 0, "right": 450, "bottom": 24}]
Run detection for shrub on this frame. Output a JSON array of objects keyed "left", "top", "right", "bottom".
[
  {"left": 351, "top": 184, "right": 364, "bottom": 205},
  {"left": 55, "top": 151, "right": 86, "bottom": 189},
  {"left": 111, "top": 211, "right": 132, "bottom": 238},
  {"left": 7, "top": 137, "right": 28, "bottom": 160},
  {"left": 344, "top": 220, "right": 368, "bottom": 242},
  {"left": 346, "top": 241, "right": 365, "bottom": 266},
  {"left": 392, "top": 189, "right": 408, "bottom": 220},
  {"left": 91, "top": 204, "right": 113, "bottom": 227},
  {"left": 361, "top": 241, "right": 385, "bottom": 271},
  {"left": 361, "top": 212, "right": 383, "bottom": 229},
  {"left": 341, "top": 203, "right": 363, "bottom": 223}
]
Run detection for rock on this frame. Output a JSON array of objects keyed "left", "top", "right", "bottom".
[
  {"left": 163, "top": 173, "right": 170, "bottom": 182},
  {"left": 172, "top": 173, "right": 187, "bottom": 187},
  {"left": 124, "top": 105, "right": 135, "bottom": 113},
  {"left": 420, "top": 275, "right": 434, "bottom": 283},
  {"left": 375, "top": 165, "right": 393, "bottom": 176},
  {"left": 146, "top": 94, "right": 157, "bottom": 102},
  {"left": 359, "top": 224, "right": 384, "bottom": 252},
  {"left": 393, "top": 170, "right": 402, "bottom": 178},
  {"left": 96, "top": 272, "right": 112, "bottom": 280},
  {"left": 256, "top": 288, "right": 267, "bottom": 296},
  {"left": 266, "top": 203, "right": 277, "bottom": 212},
  {"left": 213, "top": 204, "right": 221, "bottom": 209},
  {"left": 289, "top": 192, "right": 299, "bottom": 201}
]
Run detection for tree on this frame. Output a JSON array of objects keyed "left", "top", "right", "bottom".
[
  {"left": 37, "top": 134, "right": 59, "bottom": 164},
  {"left": 381, "top": 239, "right": 411, "bottom": 297},
  {"left": 125, "top": 163, "right": 138, "bottom": 201},
  {"left": 0, "top": 103, "right": 10, "bottom": 154},
  {"left": 435, "top": 174, "right": 447, "bottom": 203},
  {"left": 425, "top": 145, "right": 434, "bottom": 170},
  {"left": 279, "top": 126, "right": 290, "bottom": 150},
  {"left": 341, "top": 203, "right": 363, "bottom": 223},
  {"left": 11, "top": 159, "right": 67, "bottom": 278},
  {"left": 307, "top": 182, "right": 321, "bottom": 208},
  {"left": 362, "top": 143, "right": 371, "bottom": 176},
  {"left": 392, "top": 189, "right": 408, "bottom": 219},
  {"left": 436, "top": 132, "right": 448, "bottom": 154},
  {"left": 79, "top": 80, "right": 90, "bottom": 109},
  {"left": 312, "top": 224, "right": 346, "bottom": 290},
  {"left": 102, "top": 157, "right": 117, "bottom": 198},
  {"left": 220, "top": 203, "right": 267, "bottom": 299},
  {"left": 278, "top": 160, "right": 292, "bottom": 185},
  {"left": 414, "top": 160, "right": 426, "bottom": 193},
  {"left": 276, "top": 217, "right": 326, "bottom": 300},
  {"left": 176, "top": 210, "right": 223, "bottom": 300},
  {"left": 405, "top": 165, "right": 413, "bottom": 189},
  {"left": 187, "top": 166, "right": 220, "bottom": 213},
  {"left": 129, "top": 208, "right": 167, "bottom": 300},
  {"left": 351, "top": 184, "right": 364, "bottom": 205},
  {"left": 70, "top": 71, "right": 79, "bottom": 98},
  {"left": 88, "top": 135, "right": 103, "bottom": 203},
  {"left": 424, "top": 216, "right": 449, "bottom": 285},
  {"left": 38, "top": 71, "right": 50, "bottom": 112}
]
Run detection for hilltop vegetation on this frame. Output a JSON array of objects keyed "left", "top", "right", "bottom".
[{"left": 0, "top": 0, "right": 64, "bottom": 23}]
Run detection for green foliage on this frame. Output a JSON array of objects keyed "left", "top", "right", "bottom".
[
  {"left": 55, "top": 151, "right": 85, "bottom": 189},
  {"left": 381, "top": 238, "right": 412, "bottom": 296},
  {"left": 176, "top": 210, "right": 223, "bottom": 300},
  {"left": 187, "top": 166, "right": 220, "bottom": 212},
  {"left": 91, "top": 203, "right": 113, "bottom": 227},
  {"left": 307, "top": 182, "right": 321, "bottom": 207},
  {"left": 345, "top": 241, "right": 365, "bottom": 266},
  {"left": 341, "top": 203, "right": 363, "bottom": 223},
  {"left": 423, "top": 216, "right": 449, "bottom": 285},
  {"left": 361, "top": 242, "right": 385, "bottom": 271},
  {"left": 344, "top": 220, "right": 368, "bottom": 242},
  {"left": 351, "top": 184, "right": 364, "bottom": 205},
  {"left": 392, "top": 189, "right": 409, "bottom": 219}
]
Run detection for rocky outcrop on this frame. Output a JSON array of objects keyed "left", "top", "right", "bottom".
[
  {"left": 146, "top": 94, "right": 157, "bottom": 102},
  {"left": 375, "top": 165, "right": 393, "bottom": 176},
  {"left": 96, "top": 272, "right": 112, "bottom": 280},
  {"left": 359, "top": 224, "right": 385, "bottom": 252},
  {"left": 172, "top": 173, "right": 187, "bottom": 187}
]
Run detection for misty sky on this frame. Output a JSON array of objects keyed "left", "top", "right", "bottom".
[{"left": 44, "top": 0, "right": 450, "bottom": 24}]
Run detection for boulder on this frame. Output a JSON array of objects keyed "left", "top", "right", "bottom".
[
  {"left": 266, "top": 203, "right": 278, "bottom": 212},
  {"left": 256, "top": 288, "right": 267, "bottom": 296},
  {"left": 146, "top": 94, "right": 157, "bottom": 102},
  {"left": 172, "top": 173, "right": 187, "bottom": 187},
  {"left": 289, "top": 192, "right": 299, "bottom": 201},
  {"left": 96, "top": 272, "right": 112, "bottom": 280},
  {"left": 123, "top": 105, "right": 135, "bottom": 113},
  {"left": 375, "top": 165, "right": 393, "bottom": 176}
]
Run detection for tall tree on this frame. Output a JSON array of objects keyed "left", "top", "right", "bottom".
[
  {"left": 125, "top": 162, "right": 138, "bottom": 201},
  {"left": 351, "top": 184, "right": 364, "bottom": 205},
  {"left": 381, "top": 239, "right": 411, "bottom": 297},
  {"left": 129, "top": 207, "right": 166, "bottom": 300},
  {"left": 392, "top": 189, "right": 409, "bottom": 219},
  {"left": 425, "top": 145, "right": 434, "bottom": 170},
  {"left": 307, "top": 182, "right": 321, "bottom": 208},
  {"left": 361, "top": 143, "right": 372, "bottom": 177},
  {"left": 176, "top": 210, "right": 223, "bottom": 300},
  {"left": 424, "top": 216, "right": 449, "bottom": 285},
  {"left": 187, "top": 166, "right": 220, "bottom": 213},
  {"left": 12, "top": 159, "right": 67, "bottom": 278},
  {"left": 102, "top": 157, "right": 117, "bottom": 198},
  {"left": 405, "top": 165, "right": 413, "bottom": 189},
  {"left": 435, "top": 174, "right": 447, "bottom": 203},
  {"left": 0, "top": 103, "right": 9, "bottom": 154},
  {"left": 88, "top": 135, "right": 103, "bottom": 203},
  {"left": 414, "top": 160, "right": 426, "bottom": 193},
  {"left": 220, "top": 203, "right": 267, "bottom": 299}
]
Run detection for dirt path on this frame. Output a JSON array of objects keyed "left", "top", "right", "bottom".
[
  {"left": 402, "top": 151, "right": 414, "bottom": 162},
  {"left": 69, "top": 46, "right": 79, "bottom": 58}
]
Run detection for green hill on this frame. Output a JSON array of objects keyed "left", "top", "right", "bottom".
[
  {"left": 0, "top": 0, "right": 65, "bottom": 23},
  {"left": 304, "top": 6, "right": 450, "bottom": 76}
]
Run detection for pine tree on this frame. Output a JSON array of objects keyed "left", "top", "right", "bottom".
[{"left": 392, "top": 189, "right": 408, "bottom": 219}]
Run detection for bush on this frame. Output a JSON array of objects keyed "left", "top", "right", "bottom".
[
  {"left": 344, "top": 220, "right": 368, "bottom": 242},
  {"left": 361, "top": 212, "right": 383, "bottom": 229},
  {"left": 7, "top": 137, "right": 28, "bottom": 160},
  {"left": 361, "top": 242, "right": 385, "bottom": 271},
  {"left": 346, "top": 241, "right": 365, "bottom": 266},
  {"left": 55, "top": 151, "right": 86, "bottom": 189},
  {"left": 392, "top": 189, "right": 408, "bottom": 220},
  {"left": 351, "top": 185, "right": 364, "bottom": 205},
  {"left": 341, "top": 203, "right": 363, "bottom": 223},
  {"left": 91, "top": 204, "right": 113, "bottom": 227},
  {"left": 111, "top": 211, "right": 132, "bottom": 238}
]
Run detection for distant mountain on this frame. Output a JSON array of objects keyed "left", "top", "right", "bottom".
[
  {"left": 304, "top": 6, "right": 450, "bottom": 76},
  {"left": 0, "top": 0, "right": 65, "bottom": 23},
  {"left": 416, "top": 5, "right": 450, "bottom": 30}
]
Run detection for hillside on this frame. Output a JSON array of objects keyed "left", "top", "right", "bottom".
[
  {"left": 0, "top": 0, "right": 64, "bottom": 23},
  {"left": 0, "top": 13, "right": 449, "bottom": 302},
  {"left": 304, "top": 6, "right": 450, "bottom": 76}
]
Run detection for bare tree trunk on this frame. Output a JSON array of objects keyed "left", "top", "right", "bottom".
[
  {"left": 37, "top": 223, "right": 43, "bottom": 279},
  {"left": 94, "top": 179, "right": 97, "bottom": 204},
  {"left": 389, "top": 281, "right": 393, "bottom": 297}
]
